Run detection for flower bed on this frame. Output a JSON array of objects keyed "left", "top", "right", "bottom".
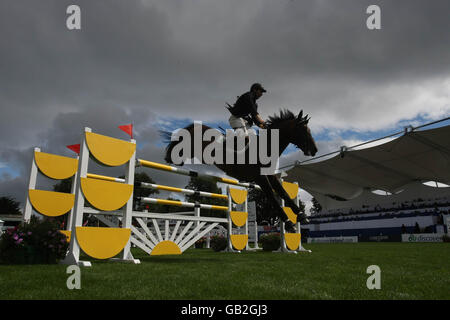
[{"left": 0, "top": 217, "right": 69, "bottom": 264}]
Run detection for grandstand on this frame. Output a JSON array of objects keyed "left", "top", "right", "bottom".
[
  {"left": 284, "top": 119, "right": 450, "bottom": 242},
  {"left": 306, "top": 182, "right": 449, "bottom": 241}
]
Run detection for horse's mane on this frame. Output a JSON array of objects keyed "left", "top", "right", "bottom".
[{"left": 266, "top": 109, "right": 296, "bottom": 128}]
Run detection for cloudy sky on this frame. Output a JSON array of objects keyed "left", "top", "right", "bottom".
[{"left": 1, "top": 0, "right": 449, "bottom": 213}]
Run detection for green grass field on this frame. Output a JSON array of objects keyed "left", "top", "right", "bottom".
[{"left": 0, "top": 243, "right": 448, "bottom": 300}]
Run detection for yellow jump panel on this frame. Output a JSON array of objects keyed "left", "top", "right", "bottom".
[
  {"left": 282, "top": 207, "right": 297, "bottom": 224},
  {"left": 230, "top": 234, "right": 248, "bottom": 250},
  {"left": 80, "top": 177, "right": 133, "bottom": 211},
  {"left": 229, "top": 188, "right": 247, "bottom": 204},
  {"left": 85, "top": 132, "right": 136, "bottom": 167},
  {"left": 282, "top": 181, "right": 299, "bottom": 199},
  {"left": 285, "top": 233, "right": 301, "bottom": 251},
  {"left": 230, "top": 211, "right": 248, "bottom": 227},
  {"left": 150, "top": 241, "right": 182, "bottom": 255},
  {"left": 29, "top": 189, "right": 74, "bottom": 217},
  {"left": 34, "top": 151, "right": 78, "bottom": 180},
  {"left": 59, "top": 230, "right": 71, "bottom": 242},
  {"left": 75, "top": 227, "right": 131, "bottom": 259}
]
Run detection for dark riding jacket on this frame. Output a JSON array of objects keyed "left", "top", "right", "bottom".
[{"left": 228, "top": 91, "right": 259, "bottom": 126}]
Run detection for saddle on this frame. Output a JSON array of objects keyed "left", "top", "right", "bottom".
[{"left": 225, "top": 103, "right": 254, "bottom": 127}]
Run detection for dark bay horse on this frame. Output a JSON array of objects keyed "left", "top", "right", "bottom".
[{"left": 163, "top": 109, "right": 318, "bottom": 227}]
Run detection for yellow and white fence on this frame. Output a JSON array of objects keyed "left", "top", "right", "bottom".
[
  {"left": 22, "top": 126, "right": 310, "bottom": 266},
  {"left": 23, "top": 127, "right": 254, "bottom": 266}
]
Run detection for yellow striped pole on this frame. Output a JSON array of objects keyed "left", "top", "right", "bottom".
[
  {"left": 137, "top": 159, "right": 261, "bottom": 190},
  {"left": 86, "top": 173, "right": 124, "bottom": 183},
  {"left": 86, "top": 174, "right": 229, "bottom": 200},
  {"left": 139, "top": 197, "right": 228, "bottom": 211}
]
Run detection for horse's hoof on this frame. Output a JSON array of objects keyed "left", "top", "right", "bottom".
[
  {"left": 299, "top": 215, "right": 310, "bottom": 224},
  {"left": 284, "top": 220, "right": 297, "bottom": 233}
]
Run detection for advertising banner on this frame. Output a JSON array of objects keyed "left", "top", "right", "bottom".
[
  {"left": 307, "top": 236, "right": 358, "bottom": 243},
  {"left": 401, "top": 233, "right": 443, "bottom": 243},
  {"left": 359, "top": 234, "right": 402, "bottom": 242}
]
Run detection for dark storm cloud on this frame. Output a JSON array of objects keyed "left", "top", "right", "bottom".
[{"left": 0, "top": 0, "right": 449, "bottom": 205}]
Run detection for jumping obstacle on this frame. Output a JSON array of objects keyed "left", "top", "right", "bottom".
[
  {"left": 23, "top": 126, "right": 310, "bottom": 266},
  {"left": 23, "top": 127, "right": 253, "bottom": 266},
  {"left": 23, "top": 128, "right": 138, "bottom": 266},
  {"left": 277, "top": 180, "right": 311, "bottom": 253}
]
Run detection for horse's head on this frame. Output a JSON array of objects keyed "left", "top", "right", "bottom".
[
  {"left": 290, "top": 110, "right": 318, "bottom": 157},
  {"left": 266, "top": 109, "right": 318, "bottom": 157}
]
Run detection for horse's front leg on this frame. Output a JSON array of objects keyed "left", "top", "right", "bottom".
[
  {"left": 267, "top": 175, "right": 300, "bottom": 212},
  {"left": 254, "top": 176, "right": 288, "bottom": 223},
  {"left": 267, "top": 175, "right": 309, "bottom": 223}
]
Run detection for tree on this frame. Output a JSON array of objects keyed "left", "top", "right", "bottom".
[
  {"left": 184, "top": 177, "right": 227, "bottom": 218},
  {"left": 126, "top": 172, "right": 159, "bottom": 211},
  {"left": 147, "top": 197, "right": 191, "bottom": 214},
  {"left": 248, "top": 188, "right": 279, "bottom": 225},
  {"left": 53, "top": 177, "right": 73, "bottom": 193},
  {"left": 311, "top": 197, "right": 322, "bottom": 215},
  {"left": 298, "top": 200, "right": 306, "bottom": 216},
  {"left": 0, "top": 196, "right": 21, "bottom": 215},
  {"left": 51, "top": 177, "right": 74, "bottom": 226}
]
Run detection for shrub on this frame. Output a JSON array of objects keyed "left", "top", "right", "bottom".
[
  {"left": 259, "top": 233, "right": 281, "bottom": 251},
  {"left": 210, "top": 235, "right": 227, "bottom": 252},
  {"left": 195, "top": 237, "right": 206, "bottom": 248},
  {"left": 0, "top": 216, "right": 69, "bottom": 264}
]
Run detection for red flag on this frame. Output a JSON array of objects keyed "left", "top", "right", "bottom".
[
  {"left": 119, "top": 124, "right": 133, "bottom": 139},
  {"left": 67, "top": 144, "right": 80, "bottom": 155}
]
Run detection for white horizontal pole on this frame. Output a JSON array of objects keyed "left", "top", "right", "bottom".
[{"left": 132, "top": 211, "right": 228, "bottom": 223}]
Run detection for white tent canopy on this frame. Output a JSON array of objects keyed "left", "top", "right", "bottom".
[{"left": 284, "top": 124, "right": 450, "bottom": 202}]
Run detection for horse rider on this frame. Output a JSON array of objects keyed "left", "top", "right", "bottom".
[{"left": 227, "top": 83, "right": 267, "bottom": 136}]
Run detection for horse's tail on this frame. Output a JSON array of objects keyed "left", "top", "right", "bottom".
[
  {"left": 159, "top": 129, "right": 172, "bottom": 144},
  {"left": 162, "top": 123, "right": 196, "bottom": 164},
  {"left": 159, "top": 129, "right": 174, "bottom": 164}
]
